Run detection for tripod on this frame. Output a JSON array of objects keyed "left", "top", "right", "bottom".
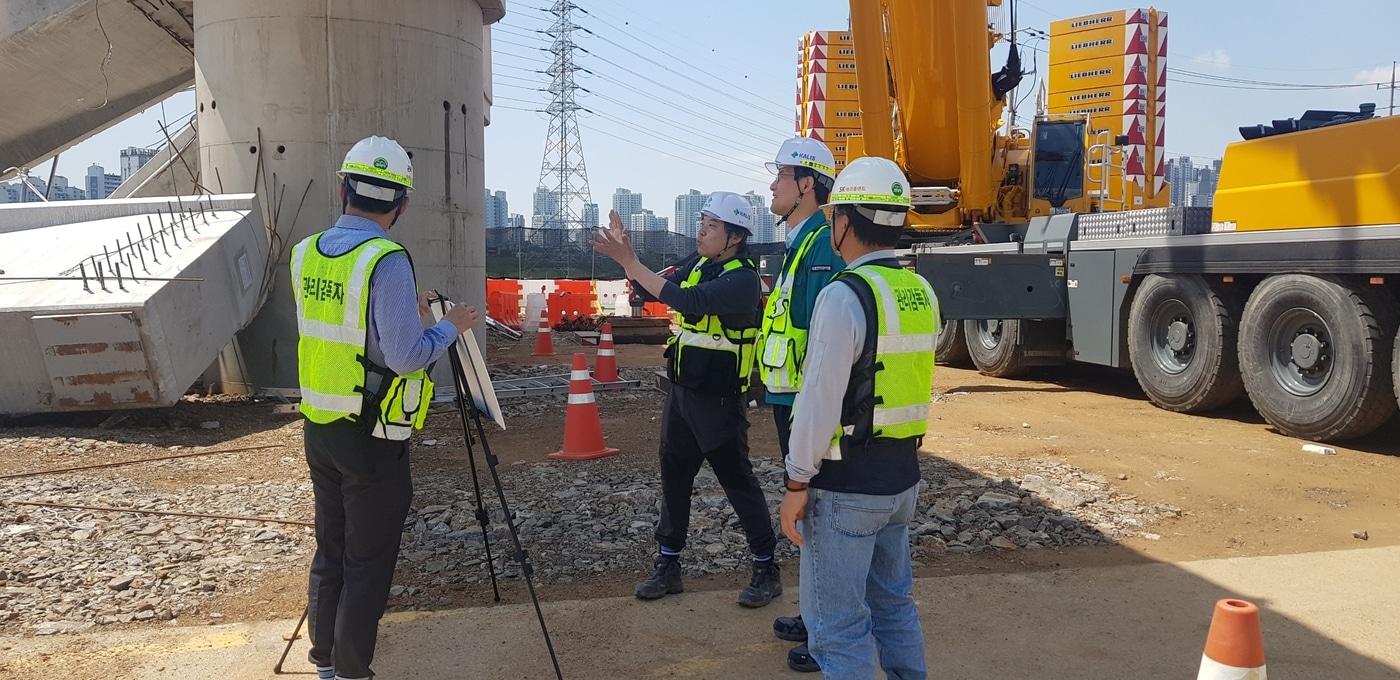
[{"left": 440, "top": 297, "right": 564, "bottom": 679}]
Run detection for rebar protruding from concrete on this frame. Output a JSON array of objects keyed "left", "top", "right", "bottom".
[
  {"left": 127, "top": 231, "right": 146, "bottom": 274},
  {"left": 102, "top": 244, "right": 113, "bottom": 275},
  {"left": 79, "top": 261, "right": 90, "bottom": 293},
  {"left": 174, "top": 194, "right": 198, "bottom": 233},
  {"left": 204, "top": 193, "right": 218, "bottom": 219},
  {"left": 114, "top": 261, "right": 126, "bottom": 292},
  {"left": 134, "top": 232, "right": 148, "bottom": 273},
  {"left": 142, "top": 217, "right": 160, "bottom": 264}
]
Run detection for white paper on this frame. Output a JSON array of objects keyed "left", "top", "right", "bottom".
[{"left": 432, "top": 301, "right": 506, "bottom": 430}]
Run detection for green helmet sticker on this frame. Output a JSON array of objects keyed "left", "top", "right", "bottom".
[
  {"left": 373, "top": 157, "right": 389, "bottom": 170},
  {"left": 891, "top": 182, "right": 904, "bottom": 197}
]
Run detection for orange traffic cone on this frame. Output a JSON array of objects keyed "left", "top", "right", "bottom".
[
  {"left": 1197, "top": 599, "right": 1267, "bottom": 680},
  {"left": 549, "top": 353, "right": 619, "bottom": 461},
  {"left": 593, "top": 322, "right": 620, "bottom": 383},
  {"left": 532, "top": 306, "right": 555, "bottom": 357}
]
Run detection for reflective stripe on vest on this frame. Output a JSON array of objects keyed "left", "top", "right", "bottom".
[
  {"left": 758, "top": 225, "right": 828, "bottom": 393},
  {"left": 292, "top": 232, "right": 434, "bottom": 440},
  {"left": 671, "top": 256, "right": 759, "bottom": 393},
  {"left": 834, "top": 263, "right": 939, "bottom": 448}
]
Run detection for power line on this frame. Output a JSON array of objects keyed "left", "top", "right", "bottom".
[
  {"left": 579, "top": 123, "right": 769, "bottom": 185},
  {"left": 576, "top": 24, "right": 790, "bottom": 125},
  {"left": 495, "top": 49, "right": 551, "bottom": 65},
  {"left": 493, "top": 25, "right": 550, "bottom": 42},
  {"left": 571, "top": 6, "right": 793, "bottom": 115},
  {"left": 588, "top": 0, "right": 800, "bottom": 90},
  {"left": 582, "top": 88, "right": 774, "bottom": 159},
  {"left": 582, "top": 51, "right": 786, "bottom": 133},
  {"left": 495, "top": 72, "right": 547, "bottom": 86},
  {"left": 582, "top": 69, "right": 782, "bottom": 149},
  {"left": 495, "top": 61, "right": 548, "bottom": 74},
  {"left": 494, "top": 37, "right": 549, "bottom": 52},
  {"left": 583, "top": 109, "right": 772, "bottom": 183},
  {"left": 495, "top": 94, "right": 546, "bottom": 104}
]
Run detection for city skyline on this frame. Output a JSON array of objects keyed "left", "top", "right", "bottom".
[
  {"left": 1, "top": 148, "right": 156, "bottom": 203},
  {"left": 489, "top": 184, "right": 791, "bottom": 243}
]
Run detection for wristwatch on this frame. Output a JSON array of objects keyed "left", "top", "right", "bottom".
[{"left": 785, "top": 478, "right": 809, "bottom": 492}]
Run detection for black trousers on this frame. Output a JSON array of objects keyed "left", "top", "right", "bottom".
[
  {"left": 304, "top": 420, "right": 413, "bottom": 679},
  {"left": 655, "top": 385, "right": 778, "bottom": 558},
  {"left": 772, "top": 403, "right": 793, "bottom": 459}
]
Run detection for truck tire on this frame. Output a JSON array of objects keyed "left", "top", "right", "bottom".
[
  {"left": 965, "top": 319, "right": 1028, "bottom": 377},
  {"left": 1127, "top": 274, "right": 1244, "bottom": 412},
  {"left": 1239, "top": 275, "right": 1397, "bottom": 442},
  {"left": 935, "top": 315, "right": 971, "bottom": 367}
]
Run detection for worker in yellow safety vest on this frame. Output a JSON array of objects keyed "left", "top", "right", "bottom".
[
  {"left": 778, "top": 156, "right": 938, "bottom": 676},
  {"left": 592, "top": 191, "right": 782, "bottom": 608},
  {"left": 760, "top": 136, "right": 846, "bottom": 652},
  {"left": 291, "top": 135, "right": 478, "bottom": 680}
]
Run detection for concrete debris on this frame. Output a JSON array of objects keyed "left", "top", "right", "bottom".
[
  {"left": 1353, "top": 530, "right": 1369, "bottom": 541},
  {"left": 1302, "top": 444, "right": 1337, "bottom": 456}
]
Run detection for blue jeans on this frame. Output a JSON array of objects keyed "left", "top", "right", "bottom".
[{"left": 799, "top": 484, "right": 926, "bottom": 680}]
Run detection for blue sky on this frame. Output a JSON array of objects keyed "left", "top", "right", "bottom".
[{"left": 43, "top": 1, "right": 1399, "bottom": 221}]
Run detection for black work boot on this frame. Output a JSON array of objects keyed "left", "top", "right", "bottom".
[
  {"left": 787, "top": 643, "right": 821, "bottom": 673},
  {"left": 773, "top": 614, "right": 807, "bottom": 642},
  {"left": 737, "top": 559, "right": 782, "bottom": 608},
  {"left": 635, "top": 554, "right": 683, "bottom": 600}
]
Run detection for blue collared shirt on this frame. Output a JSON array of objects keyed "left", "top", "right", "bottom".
[{"left": 314, "top": 214, "right": 458, "bottom": 375}]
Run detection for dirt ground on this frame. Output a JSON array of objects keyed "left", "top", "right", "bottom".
[{"left": 4, "top": 335, "right": 1399, "bottom": 644}]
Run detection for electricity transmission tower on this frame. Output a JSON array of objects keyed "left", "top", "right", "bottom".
[{"left": 536, "top": 0, "right": 593, "bottom": 258}]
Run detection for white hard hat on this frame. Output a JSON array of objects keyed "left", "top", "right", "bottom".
[
  {"left": 765, "top": 136, "right": 838, "bottom": 180},
  {"left": 700, "top": 191, "right": 755, "bottom": 233},
  {"left": 822, "top": 156, "right": 912, "bottom": 227},
  {"left": 339, "top": 135, "right": 414, "bottom": 201}
]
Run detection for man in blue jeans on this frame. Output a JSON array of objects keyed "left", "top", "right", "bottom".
[{"left": 779, "top": 157, "right": 936, "bottom": 679}]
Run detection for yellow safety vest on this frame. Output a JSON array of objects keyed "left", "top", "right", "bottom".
[
  {"left": 758, "top": 225, "right": 828, "bottom": 394},
  {"left": 668, "top": 256, "right": 760, "bottom": 395},
  {"left": 291, "top": 234, "right": 433, "bottom": 441},
  {"left": 829, "top": 260, "right": 939, "bottom": 455}
]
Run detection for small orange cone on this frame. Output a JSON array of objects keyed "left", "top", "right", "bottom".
[
  {"left": 593, "top": 322, "right": 620, "bottom": 383},
  {"left": 548, "top": 353, "right": 619, "bottom": 461},
  {"left": 532, "top": 306, "right": 555, "bottom": 357},
  {"left": 1197, "top": 599, "right": 1267, "bottom": 680}
]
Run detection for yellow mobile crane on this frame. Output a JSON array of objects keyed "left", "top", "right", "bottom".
[
  {"left": 845, "top": 0, "right": 1163, "bottom": 234},
  {"left": 838, "top": 1, "right": 1400, "bottom": 443}
]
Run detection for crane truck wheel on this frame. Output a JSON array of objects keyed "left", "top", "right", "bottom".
[
  {"left": 935, "top": 315, "right": 971, "bottom": 367},
  {"left": 1126, "top": 274, "right": 1244, "bottom": 412},
  {"left": 1238, "top": 274, "right": 1398, "bottom": 442},
  {"left": 964, "top": 318, "right": 1030, "bottom": 377}
]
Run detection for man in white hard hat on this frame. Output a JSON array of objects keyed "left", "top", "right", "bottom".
[
  {"left": 778, "top": 156, "right": 936, "bottom": 678},
  {"left": 292, "top": 135, "right": 479, "bottom": 680},
  {"left": 760, "top": 136, "right": 845, "bottom": 656},
  {"left": 593, "top": 191, "right": 782, "bottom": 608}
]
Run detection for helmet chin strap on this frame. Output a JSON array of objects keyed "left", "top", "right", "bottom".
[
  {"left": 778, "top": 171, "right": 808, "bottom": 225},
  {"left": 833, "top": 218, "right": 850, "bottom": 252}
]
